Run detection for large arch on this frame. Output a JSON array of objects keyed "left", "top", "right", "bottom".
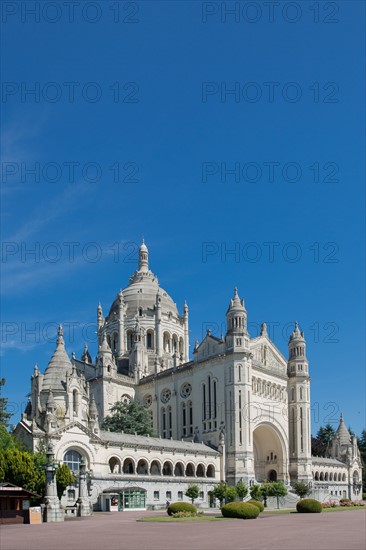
[{"left": 253, "top": 423, "right": 288, "bottom": 482}]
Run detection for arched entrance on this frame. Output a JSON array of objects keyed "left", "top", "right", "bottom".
[
  {"left": 268, "top": 469, "right": 277, "bottom": 481},
  {"left": 253, "top": 424, "right": 287, "bottom": 482}
]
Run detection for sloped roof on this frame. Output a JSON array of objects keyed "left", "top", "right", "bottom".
[{"left": 99, "top": 430, "right": 219, "bottom": 455}]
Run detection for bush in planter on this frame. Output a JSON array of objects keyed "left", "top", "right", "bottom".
[
  {"left": 247, "top": 499, "right": 264, "bottom": 512},
  {"left": 221, "top": 502, "right": 259, "bottom": 519},
  {"left": 167, "top": 502, "right": 196, "bottom": 516},
  {"left": 296, "top": 499, "right": 322, "bottom": 513}
]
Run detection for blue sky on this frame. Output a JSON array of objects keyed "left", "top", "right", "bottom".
[{"left": 1, "top": 1, "right": 365, "bottom": 435}]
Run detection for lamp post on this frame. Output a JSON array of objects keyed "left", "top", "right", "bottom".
[{"left": 43, "top": 443, "right": 64, "bottom": 522}]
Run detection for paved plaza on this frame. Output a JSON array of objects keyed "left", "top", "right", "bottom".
[{"left": 1, "top": 510, "right": 365, "bottom": 550}]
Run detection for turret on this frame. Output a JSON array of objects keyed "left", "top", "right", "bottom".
[
  {"left": 97, "top": 333, "right": 115, "bottom": 376},
  {"left": 97, "top": 303, "right": 104, "bottom": 343},
  {"left": 138, "top": 239, "right": 149, "bottom": 272},
  {"left": 88, "top": 395, "right": 99, "bottom": 434},
  {"left": 183, "top": 300, "right": 189, "bottom": 362},
  {"left": 117, "top": 289, "right": 125, "bottom": 356},
  {"left": 287, "top": 322, "right": 312, "bottom": 482},
  {"left": 225, "top": 288, "right": 249, "bottom": 351}
]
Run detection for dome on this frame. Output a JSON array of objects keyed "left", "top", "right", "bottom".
[
  {"left": 107, "top": 242, "right": 179, "bottom": 320},
  {"left": 108, "top": 277, "right": 179, "bottom": 319}
]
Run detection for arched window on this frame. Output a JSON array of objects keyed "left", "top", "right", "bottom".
[
  {"left": 338, "top": 473, "right": 342, "bottom": 481},
  {"left": 315, "top": 472, "right": 319, "bottom": 481},
  {"left": 174, "top": 462, "right": 184, "bottom": 477},
  {"left": 114, "top": 332, "right": 119, "bottom": 352},
  {"left": 324, "top": 472, "right": 329, "bottom": 481},
  {"left": 320, "top": 472, "right": 324, "bottom": 481},
  {"left": 162, "top": 461, "right": 173, "bottom": 476},
  {"left": 167, "top": 406, "right": 172, "bottom": 438},
  {"left": 186, "top": 463, "right": 195, "bottom": 477},
  {"left": 329, "top": 472, "right": 333, "bottom": 481},
  {"left": 161, "top": 407, "right": 167, "bottom": 439},
  {"left": 73, "top": 390, "right": 78, "bottom": 415},
  {"left": 196, "top": 464, "right": 205, "bottom": 477},
  {"left": 109, "top": 457, "right": 121, "bottom": 474},
  {"left": 163, "top": 332, "right": 171, "bottom": 353},
  {"left": 150, "top": 460, "right": 161, "bottom": 476},
  {"left": 207, "top": 464, "right": 215, "bottom": 478},
  {"left": 122, "top": 458, "right": 135, "bottom": 474},
  {"left": 64, "top": 450, "right": 82, "bottom": 473},
  {"left": 127, "top": 330, "right": 133, "bottom": 351},
  {"left": 146, "top": 330, "right": 154, "bottom": 350},
  {"left": 342, "top": 473, "right": 346, "bottom": 482},
  {"left": 137, "top": 459, "right": 148, "bottom": 475}
]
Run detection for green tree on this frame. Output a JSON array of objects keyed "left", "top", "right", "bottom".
[
  {"left": 249, "top": 484, "right": 262, "bottom": 501},
  {"left": 263, "top": 481, "right": 287, "bottom": 509},
  {"left": 292, "top": 481, "right": 312, "bottom": 499},
  {"left": 225, "top": 485, "right": 237, "bottom": 503},
  {"left": 0, "top": 449, "right": 45, "bottom": 495},
  {"left": 0, "top": 425, "right": 25, "bottom": 451},
  {"left": 235, "top": 480, "right": 248, "bottom": 501},
  {"left": 102, "top": 400, "right": 154, "bottom": 436},
  {"left": 185, "top": 483, "right": 199, "bottom": 504},
  {"left": 212, "top": 482, "right": 236, "bottom": 506},
  {"left": 0, "top": 378, "right": 12, "bottom": 427},
  {"left": 312, "top": 424, "right": 336, "bottom": 457},
  {"left": 358, "top": 430, "right": 366, "bottom": 488},
  {"left": 56, "top": 463, "right": 76, "bottom": 500}
]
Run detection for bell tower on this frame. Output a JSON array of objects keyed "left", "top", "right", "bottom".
[{"left": 287, "top": 322, "right": 312, "bottom": 481}]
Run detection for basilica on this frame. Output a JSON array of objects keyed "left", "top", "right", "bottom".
[{"left": 15, "top": 240, "right": 363, "bottom": 511}]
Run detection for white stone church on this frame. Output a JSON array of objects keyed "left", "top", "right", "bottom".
[{"left": 15, "top": 241, "right": 362, "bottom": 511}]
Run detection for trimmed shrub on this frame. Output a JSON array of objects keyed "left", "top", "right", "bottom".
[
  {"left": 339, "top": 498, "right": 351, "bottom": 503},
  {"left": 362, "top": 493, "right": 366, "bottom": 501},
  {"left": 221, "top": 502, "right": 259, "bottom": 519},
  {"left": 296, "top": 498, "right": 322, "bottom": 513},
  {"left": 167, "top": 502, "right": 196, "bottom": 516},
  {"left": 247, "top": 499, "right": 264, "bottom": 512}
]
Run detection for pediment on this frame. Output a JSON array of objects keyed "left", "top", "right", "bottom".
[
  {"left": 195, "top": 334, "right": 225, "bottom": 361},
  {"left": 51, "top": 421, "right": 102, "bottom": 442},
  {"left": 250, "top": 335, "right": 287, "bottom": 371}
]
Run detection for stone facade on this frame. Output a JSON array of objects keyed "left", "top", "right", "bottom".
[{"left": 15, "top": 240, "right": 362, "bottom": 509}]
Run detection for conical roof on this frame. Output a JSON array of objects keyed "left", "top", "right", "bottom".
[
  {"left": 226, "top": 288, "right": 246, "bottom": 313},
  {"left": 42, "top": 325, "right": 72, "bottom": 392},
  {"left": 336, "top": 414, "right": 351, "bottom": 446}
]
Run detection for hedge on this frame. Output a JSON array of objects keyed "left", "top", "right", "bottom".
[
  {"left": 221, "top": 502, "right": 259, "bottom": 519},
  {"left": 247, "top": 499, "right": 264, "bottom": 512},
  {"left": 296, "top": 498, "right": 322, "bottom": 513},
  {"left": 167, "top": 502, "right": 196, "bottom": 516}
]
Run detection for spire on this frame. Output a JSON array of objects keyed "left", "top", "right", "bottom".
[
  {"left": 260, "top": 323, "right": 268, "bottom": 336},
  {"left": 336, "top": 413, "right": 351, "bottom": 446},
  {"left": 138, "top": 238, "right": 149, "bottom": 271},
  {"left": 81, "top": 343, "right": 92, "bottom": 363},
  {"left": 227, "top": 287, "right": 246, "bottom": 312},
  {"left": 289, "top": 321, "right": 304, "bottom": 342},
  {"left": 99, "top": 332, "right": 112, "bottom": 354},
  {"left": 42, "top": 325, "right": 72, "bottom": 392}
]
